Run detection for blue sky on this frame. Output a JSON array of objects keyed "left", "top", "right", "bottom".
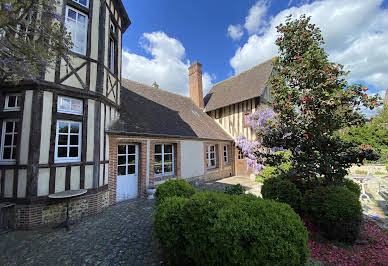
[{"left": 121, "top": 0, "right": 388, "bottom": 107}]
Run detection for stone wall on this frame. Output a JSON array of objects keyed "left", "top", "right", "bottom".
[
  {"left": 348, "top": 164, "right": 388, "bottom": 175},
  {"left": 15, "top": 188, "right": 109, "bottom": 229}
]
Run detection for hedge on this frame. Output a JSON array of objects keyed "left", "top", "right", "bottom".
[
  {"left": 302, "top": 186, "right": 363, "bottom": 242},
  {"left": 154, "top": 179, "right": 196, "bottom": 206},
  {"left": 154, "top": 191, "right": 309, "bottom": 265}
]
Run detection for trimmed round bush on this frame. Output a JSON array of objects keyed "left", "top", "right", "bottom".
[
  {"left": 154, "top": 179, "right": 196, "bottom": 206},
  {"left": 261, "top": 177, "right": 302, "bottom": 212},
  {"left": 153, "top": 196, "right": 190, "bottom": 265},
  {"left": 344, "top": 178, "right": 361, "bottom": 197},
  {"left": 224, "top": 183, "right": 245, "bottom": 195},
  {"left": 302, "top": 186, "right": 362, "bottom": 242},
  {"left": 256, "top": 151, "right": 292, "bottom": 183},
  {"left": 154, "top": 191, "right": 309, "bottom": 265}
]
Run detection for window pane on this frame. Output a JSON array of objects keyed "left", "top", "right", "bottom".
[
  {"left": 3, "top": 147, "right": 11, "bottom": 159},
  {"left": 128, "top": 165, "right": 135, "bottom": 175},
  {"left": 58, "top": 135, "right": 68, "bottom": 145},
  {"left": 210, "top": 153, "right": 215, "bottom": 159},
  {"left": 58, "top": 122, "right": 69, "bottom": 133},
  {"left": 118, "top": 145, "right": 126, "bottom": 155},
  {"left": 79, "top": 0, "right": 88, "bottom": 7},
  {"left": 8, "top": 96, "right": 16, "bottom": 107},
  {"left": 164, "top": 164, "right": 173, "bottom": 173},
  {"left": 118, "top": 166, "right": 126, "bottom": 176},
  {"left": 16, "top": 96, "right": 21, "bottom": 107},
  {"left": 5, "top": 122, "right": 14, "bottom": 133},
  {"left": 67, "top": 9, "right": 77, "bottom": 20},
  {"left": 210, "top": 159, "right": 216, "bottom": 166},
  {"left": 4, "top": 135, "right": 12, "bottom": 146},
  {"left": 128, "top": 145, "right": 135, "bottom": 154},
  {"left": 69, "top": 147, "right": 78, "bottom": 157},
  {"left": 164, "top": 145, "right": 173, "bottom": 153},
  {"left": 118, "top": 155, "right": 126, "bottom": 165},
  {"left": 11, "top": 147, "right": 16, "bottom": 159},
  {"left": 210, "top": 146, "right": 215, "bottom": 152},
  {"left": 78, "top": 13, "right": 86, "bottom": 24},
  {"left": 155, "top": 155, "right": 162, "bottom": 164},
  {"left": 58, "top": 147, "right": 67, "bottom": 157},
  {"left": 60, "top": 98, "right": 71, "bottom": 111},
  {"left": 71, "top": 99, "right": 82, "bottom": 113},
  {"left": 154, "top": 165, "right": 162, "bottom": 174},
  {"left": 70, "top": 135, "right": 78, "bottom": 145},
  {"left": 155, "top": 145, "right": 162, "bottom": 154},
  {"left": 14, "top": 122, "right": 18, "bottom": 133},
  {"left": 70, "top": 123, "right": 80, "bottom": 133},
  {"left": 164, "top": 154, "right": 173, "bottom": 163},
  {"left": 128, "top": 155, "right": 135, "bottom": 164}
]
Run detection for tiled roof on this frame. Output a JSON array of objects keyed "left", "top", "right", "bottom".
[
  {"left": 107, "top": 79, "right": 233, "bottom": 141},
  {"left": 204, "top": 58, "right": 274, "bottom": 112}
]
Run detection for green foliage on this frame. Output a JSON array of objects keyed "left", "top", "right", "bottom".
[
  {"left": 386, "top": 163, "right": 388, "bottom": 171},
  {"left": 153, "top": 197, "right": 190, "bottom": 265},
  {"left": 0, "top": 0, "right": 73, "bottom": 83},
  {"left": 257, "top": 151, "right": 291, "bottom": 182},
  {"left": 224, "top": 183, "right": 245, "bottom": 195},
  {"left": 256, "top": 15, "right": 381, "bottom": 187},
  {"left": 262, "top": 177, "right": 302, "bottom": 212},
  {"left": 154, "top": 191, "right": 310, "bottom": 265},
  {"left": 154, "top": 179, "right": 196, "bottom": 206},
  {"left": 302, "top": 186, "right": 363, "bottom": 242},
  {"left": 343, "top": 179, "right": 361, "bottom": 197}
]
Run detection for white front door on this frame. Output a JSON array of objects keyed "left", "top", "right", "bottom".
[{"left": 116, "top": 144, "right": 138, "bottom": 202}]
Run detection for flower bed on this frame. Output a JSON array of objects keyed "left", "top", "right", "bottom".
[{"left": 306, "top": 218, "right": 388, "bottom": 265}]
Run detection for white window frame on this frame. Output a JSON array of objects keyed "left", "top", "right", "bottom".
[
  {"left": 4, "top": 94, "right": 22, "bottom": 111},
  {"left": 55, "top": 120, "right": 82, "bottom": 163},
  {"left": 117, "top": 144, "right": 138, "bottom": 176},
  {"left": 206, "top": 145, "right": 217, "bottom": 169},
  {"left": 0, "top": 120, "right": 18, "bottom": 163},
  {"left": 223, "top": 145, "right": 229, "bottom": 165},
  {"left": 154, "top": 144, "right": 174, "bottom": 177},
  {"left": 238, "top": 149, "right": 244, "bottom": 160},
  {"left": 65, "top": 6, "right": 88, "bottom": 55},
  {"left": 73, "top": 0, "right": 89, "bottom": 8},
  {"left": 57, "top": 96, "right": 83, "bottom": 115}
]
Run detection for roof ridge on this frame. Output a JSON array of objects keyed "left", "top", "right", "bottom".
[
  {"left": 207, "top": 57, "right": 274, "bottom": 93},
  {"left": 122, "top": 78, "right": 192, "bottom": 101}
]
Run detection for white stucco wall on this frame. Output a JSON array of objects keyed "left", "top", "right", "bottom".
[{"left": 180, "top": 140, "right": 205, "bottom": 179}]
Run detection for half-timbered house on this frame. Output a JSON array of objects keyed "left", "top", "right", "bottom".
[
  {"left": 0, "top": 0, "right": 130, "bottom": 228},
  {"left": 203, "top": 58, "right": 274, "bottom": 176}
]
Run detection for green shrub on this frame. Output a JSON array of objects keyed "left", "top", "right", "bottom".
[
  {"left": 344, "top": 178, "right": 361, "bottom": 197},
  {"left": 224, "top": 183, "right": 245, "bottom": 195},
  {"left": 154, "top": 179, "right": 196, "bottom": 206},
  {"left": 154, "top": 191, "right": 309, "bottom": 265},
  {"left": 261, "top": 177, "right": 302, "bottom": 212},
  {"left": 256, "top": 151, "right": 291, "bottom": 182},
  {"left": 386, "top": 163, "right": 388, "bottom": 171},
  {"left": 153, "top": 197, "right": 190, "bottom": 265},
  {"left": 302, "top": 186, "right": 362, "bottom": 242}
]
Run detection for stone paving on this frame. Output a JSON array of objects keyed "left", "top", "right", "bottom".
[{"left": 0, "top": 199, "right": 163, "bottom": 266}]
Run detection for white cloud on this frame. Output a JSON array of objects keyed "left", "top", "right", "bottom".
[
  {"left": 227, "top": 24, "right": 244, "bottom": 40},
  {"left": 122, "top": 31, "right": 214, "bottom": 96},
  {"left": 230, "top": 0, "right": 388, "bottom": 99},
  {"left": 244, "top": 0, "right": 269, "bottom": 35}
]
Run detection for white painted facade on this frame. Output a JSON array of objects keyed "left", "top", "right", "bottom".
[{"left": 180, "top": 140, "right": 205, "bottom": 179}]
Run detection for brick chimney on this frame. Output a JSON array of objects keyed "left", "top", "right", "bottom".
[{"left": 189, "top": 62, "right": 203, "bottom": 109}]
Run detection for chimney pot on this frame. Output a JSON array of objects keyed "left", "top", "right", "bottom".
[{"left": 188, "top": 62, "right": 204, "bottom": 109}]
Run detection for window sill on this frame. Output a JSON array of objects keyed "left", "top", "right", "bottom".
[
  {"left": 54, "top": 159, "right": 81, "bottom": 164},
  {"left": 3, "top": 108, "right": 21, "bottom": 112},
  {"left": 154, "top": 174, "right": 176, "bottom": 182},
  {"left": 0, "top": 160, "right": 16, "bottom": 165}
]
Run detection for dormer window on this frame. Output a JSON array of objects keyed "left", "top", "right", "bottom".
[
  {"left": 4, "top": 94, "right": 21, "bottom": 111},
  {"left": 65, "top": 6, "right": 88, "bottom": 55},
  {"left": 108, "top": 21, "right": 117, "bottom": 74}
]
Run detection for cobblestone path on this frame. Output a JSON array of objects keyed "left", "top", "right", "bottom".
[{"left": 0, "top": 199, "right": 163, "bottom": 266}]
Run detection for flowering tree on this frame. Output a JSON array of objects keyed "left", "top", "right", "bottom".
[
  {"left": 238, "top": 15, "right": 381, "bottom": 186},
  {"left": 0, "top": 0, "right": 72, "bottom": 84}
]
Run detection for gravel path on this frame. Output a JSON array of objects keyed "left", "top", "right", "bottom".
[{"left": 0, "top": 199, "right": 163, "bottom": 266}]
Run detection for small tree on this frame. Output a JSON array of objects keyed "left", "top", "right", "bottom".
[
  {"left": 0, "top": 0, "right": 72, "bottom": 84},
  {"left": 239, "top": 15, "right": 381, "bottom": 186}
]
